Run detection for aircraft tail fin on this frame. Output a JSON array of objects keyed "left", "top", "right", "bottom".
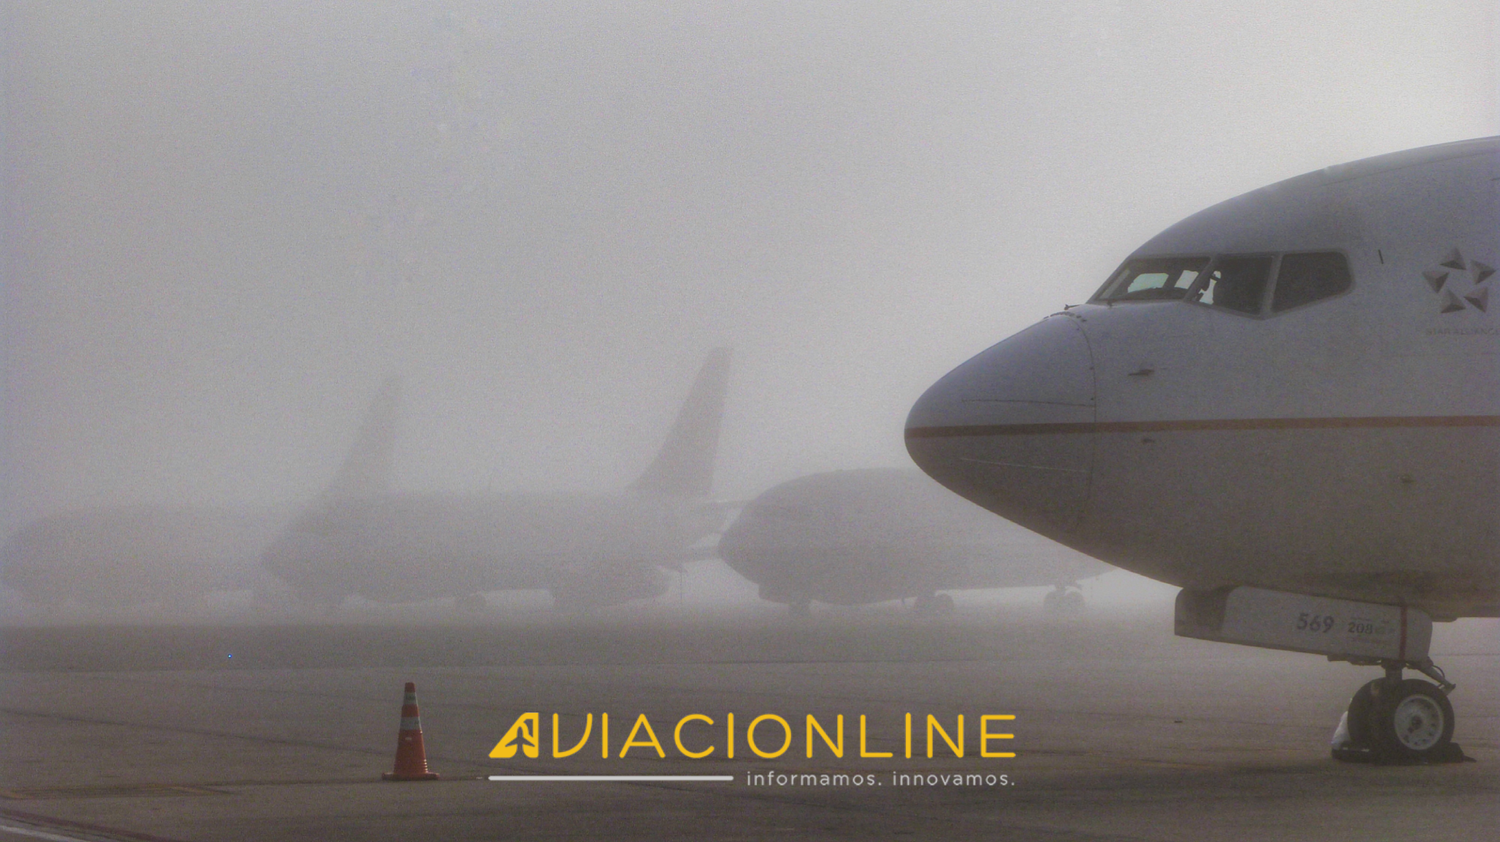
[
  {"left": 322, "top": 376, "right": 401, "bottom": 500},
  {"left": 631, "top": 348, "right": 732, "bottom": 498}
]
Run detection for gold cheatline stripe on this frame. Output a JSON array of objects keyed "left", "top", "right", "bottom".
[{"left": 905, "top": 415, "right": 1500, "bottom": 438}]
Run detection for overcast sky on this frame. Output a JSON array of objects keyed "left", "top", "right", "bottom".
[{"left": 2, "top": 1, "right": 1496, "bottom": 527}]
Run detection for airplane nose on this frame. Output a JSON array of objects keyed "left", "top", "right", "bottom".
[
  {"left": 715, "top": 515, "right": 751, "bottom": 569},
  {"left": 716, "top": 510, "right": 770, "bottom": 580},
  {"left": 905, "top": 314, "right": 1095, "bottom": 541},
  {"left": 0, "top": 536, "right": 19, "bottom": 590}
]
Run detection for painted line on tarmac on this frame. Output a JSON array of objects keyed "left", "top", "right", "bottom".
[
  {"left": 0, "top": 821, "right": 99, "bottom": 842},
  {"left": 0, "top": 819, "right": 169, "bottom": 842},
  {"left": 0, "top": 809, "right": 183, "bottom": 842}
]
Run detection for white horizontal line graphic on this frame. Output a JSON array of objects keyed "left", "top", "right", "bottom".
[{"left": 487, "top": 775, "right": 734, "bottom": 782}]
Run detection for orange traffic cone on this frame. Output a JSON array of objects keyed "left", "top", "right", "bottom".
[{"left": 382, "top": 681, "right": 440, "bottom": 781}]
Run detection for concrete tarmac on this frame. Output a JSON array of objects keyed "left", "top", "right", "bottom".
[{"left": 1, "top": 604, "right": 1495, "bottom": 841}]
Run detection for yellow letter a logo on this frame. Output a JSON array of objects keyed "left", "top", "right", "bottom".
[{"left": 491, "top": 713, "right": 540, "bottom": 758}]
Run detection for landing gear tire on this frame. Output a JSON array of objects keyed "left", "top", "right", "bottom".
[
  {"left": 1370, "top": 679, "right": 1455, "bottom": 762},
  {"left": 1346, "top": 679, "right": 1378, "bottom": 749},
  {"left": 1331, "top": 679, "right": 1379, "bottom": 762}
]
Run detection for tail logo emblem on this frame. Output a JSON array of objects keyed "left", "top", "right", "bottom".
[{"left": 1423, "top": 248, "right": 1493, "bottom": 315}]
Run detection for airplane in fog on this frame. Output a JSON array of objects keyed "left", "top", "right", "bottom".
[
  {"left": 1, "top": 505, "right": 292, "bottom": 611},
  {"left": 718, "top": 468, "right": 1111, "bottom": 617},
  {"left": 906, "top": 137, "right": 1497, "bottom": 763},
  {"left": 262, "top": 350, "right": 733, "bottom": 611}
]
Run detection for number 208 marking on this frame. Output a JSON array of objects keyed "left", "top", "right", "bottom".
[{"left": 1296, "top": 613, "right": 1335, "bottom": 633}]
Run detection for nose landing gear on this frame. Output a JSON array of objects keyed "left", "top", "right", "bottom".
[{"left": 1332, "top": 659, "right": 1467, "bottom": 764}]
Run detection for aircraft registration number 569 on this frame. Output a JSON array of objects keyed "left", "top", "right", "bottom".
[
  {"left": 1295, "top": 613, "right": 1335, "bottom": 633},
  {"left": 1181, "top": 587, "right": 1434, "bottom": 662}
]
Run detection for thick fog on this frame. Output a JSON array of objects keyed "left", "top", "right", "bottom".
[{"left": 2, "top": 2, "right": 1496, "bottom": 615}]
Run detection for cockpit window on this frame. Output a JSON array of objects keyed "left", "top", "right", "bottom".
[
  {"left": 1095, "top": 257, "right": 1210, "bottom": 302},
  {"left": 1189, "top": 255, "right": 1273, "bottom": 314},
  {"left": 1271, "top": 252, "right": 1351, "bottom": 312}
]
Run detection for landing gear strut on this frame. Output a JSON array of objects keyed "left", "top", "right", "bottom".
[{"left": 1332, "top": 658, "right": 1466, "bottom": 764}]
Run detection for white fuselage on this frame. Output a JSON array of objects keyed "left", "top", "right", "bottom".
[
  {"left": 261, "top": 348, "right": 733, "bottom": 608},
  {"left": 1, "top": 506, "right": 292, "bottom": 607},
  {"left": 719, "top": 468, "right": 1110, "bottom": 605},
  {"left": 907, "top": 138, "right": 1499, "bottom": 620},
  {"left": 261, "top": 490, "right": 721, "bottom": 604}
]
